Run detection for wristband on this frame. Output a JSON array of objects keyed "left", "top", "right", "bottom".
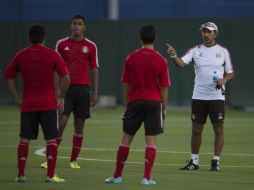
[{"left": 170, "top": 54, "right": 177, "bottom": 58}]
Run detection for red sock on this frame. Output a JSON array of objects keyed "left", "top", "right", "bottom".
[
  {"left": 144, "top": 145, "right": 156, "bottom": 180},
  {"left": 46, "top": 141, "right": 57, "bottom": 178},
  {"left": 70, "top": 134, "right": 83, "bottom": 162},
  {"left": 17, "top": 141, "right": 29, "bottom": 177},
  {"left": 56, "top": 137, "right": 62, "bottom": 147},
  {"left": 113, "top": 145, "right": 129, "bottom": 178}
]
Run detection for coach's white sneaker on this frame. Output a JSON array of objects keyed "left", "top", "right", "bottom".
[{"left": 210, "top": 159, "right": 220, "bottom": 171}]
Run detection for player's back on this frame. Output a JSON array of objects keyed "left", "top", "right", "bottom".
[
  {"left": 123, "top": 48, "right": 169, "bottom": 101},
  {"left": 17, "top": 45, "right": 56, "bottom": 89},
  {"left": 15, "top": 45, "right": 60, "bottom": 111}
]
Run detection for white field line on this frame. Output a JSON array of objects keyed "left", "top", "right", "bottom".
[
  {"left": 1, "top": 144, "right": 253, "bottom": 157},
  {"left": 35, "top": 148, "right": 254, "bottom": 168},
  {"left": 0, "top": 144, "right": 253, "bottom": 168}
]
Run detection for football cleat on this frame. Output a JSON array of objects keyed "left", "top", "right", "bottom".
[
  {"left": 210, "top": 159, "right": 220, "bottom": 171},
  {"left": 141, "top": 178, "right": 156, "bottom": 185},
  {"left": 46, "top": 175, "right": 65, "bottom": 183},
  {"left": 41, "top": 161, "right": 48, "bottom": 169},
  {"left": 105, "top": 176, "right": 123, "bottom": 184},
  {"left": 180, "top": 159, "right": 199, "bottom": 170},
  {"left": 69, "top": 161, "right": 81, "bottom": 169},
  {"left": 15, "top": 176, "right": 26, "bottom": 182}
]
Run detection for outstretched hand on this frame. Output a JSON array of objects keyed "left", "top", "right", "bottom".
[
  {"left": 165, "top": 43, "right": 177, "bottom": 58},
  {"left": 165, "top": 43, "right": 173, "bottom": 50}
]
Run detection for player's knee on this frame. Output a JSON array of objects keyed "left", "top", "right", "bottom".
[
  {"left": 74, "top": 122, "right": 84, "bottom": 134},
  {"left": 192, "top": 123, "right": 203, "bottom": 135}
]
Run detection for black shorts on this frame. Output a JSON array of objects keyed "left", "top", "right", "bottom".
[
  {"left": 20, "top": 109, "right": 59, "bottom": 140},
  {"left": 191, "top": 99, "right": 225, "bottom": 124},
  {"left": 63, "top": 84, "right": 91, "bottom": 119},
  {"left": 122, "top": 100, "right": 164, "bottom": 136}
]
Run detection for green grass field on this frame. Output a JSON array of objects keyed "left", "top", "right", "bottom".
[{"left": 0, "top": 105, "right": 253, "bottom": 190}]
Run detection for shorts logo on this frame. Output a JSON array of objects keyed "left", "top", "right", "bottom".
[
  {"left": 218, "top": 113, "right": 224, "bottom": 120},
  {"left": 192, "top": 114, "right": 196, "bottom": 120},
  {"left": 82, "top": 46, "right": 88, "bottom": 53}
]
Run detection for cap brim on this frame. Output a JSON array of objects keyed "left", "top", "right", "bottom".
[{"left": 200, "top": 26, "right": 217, "bottom": 31}]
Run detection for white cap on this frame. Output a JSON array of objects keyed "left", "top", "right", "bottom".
[{"left": 199, "top": 22, "right": 218, "bottom": 32}]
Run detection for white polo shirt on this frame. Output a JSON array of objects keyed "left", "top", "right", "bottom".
[{"left": 181, "top": 44, "right": 234, "bottom": 100}]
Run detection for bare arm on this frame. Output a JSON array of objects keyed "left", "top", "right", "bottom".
[
  {"left": 58, "top": 74, "right": 70, "bottom": 112},
  {"left": 5, "top": 79, "right": 22, "bottom": 109},
  {"left": 58, "top": 74, "right": 70, "bottom": 99},
  {"left": 89, "top": 68, "right": 99, "bottom": 106},
  {"left": 54, "top": 72, "right": 60, "bottom": 98},
  {"left": 160, "top": 87, "right": 168, "bottom": 120},
  {"left": 165, "top": 43, "right": 185, "bottom": 67},
  {"left": 122, "top": 83, "right": 130, "bottom": 107}
]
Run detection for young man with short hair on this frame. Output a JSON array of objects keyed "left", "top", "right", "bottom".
[
  {"left": 5, "top": 23, "right": 70, "bottom": 182},
  {"left": 105, "top": 24, "right": 171, "bottom": 185},
  {"left": 41, "top": 14, "right": 99, "bottom": 169}
]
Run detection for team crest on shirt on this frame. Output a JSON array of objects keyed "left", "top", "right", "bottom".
[
  {"left": 82, "top": 46, "right": 88, "bottom": 53},
  {"left": 216, "top": 53, "right": 221, "bottom": 58},
  {"left": 199, "top": 52, "right": 202, "bottom": 57}
]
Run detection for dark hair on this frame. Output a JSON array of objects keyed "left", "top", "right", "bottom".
[
  {"left": 71, "top": 14, "right": 87, "bottom": 25},
  {"left": 140, "top": 24, "right": 156, "bottom": 44},
  {"left": 29, "top": 23, "right": 45, "bottom": 44}
]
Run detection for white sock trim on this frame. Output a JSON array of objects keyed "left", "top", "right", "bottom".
[
  {"left": 191, "top": 154, "right": 199, "bottom": 165},
  {"left": 213, "top": 156, "right": 220, "bottom": 161}
]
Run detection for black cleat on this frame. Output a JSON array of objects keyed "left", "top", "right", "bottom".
[
  {"left": 180, "top": 159, "right": 199, "bottom": 170},
  {"left": 210, "top": 159, "right": 220, "bottom": 171}
]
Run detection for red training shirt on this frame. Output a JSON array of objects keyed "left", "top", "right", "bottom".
[
  {"left": 121, "top": 48, "right": 171, "bottom": 102},
  {"left": 55, "top": 37, "right": 99, "bottom": 84},
  {"left": 4, "top": 45, "right": 69, "bottom": 112}
]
